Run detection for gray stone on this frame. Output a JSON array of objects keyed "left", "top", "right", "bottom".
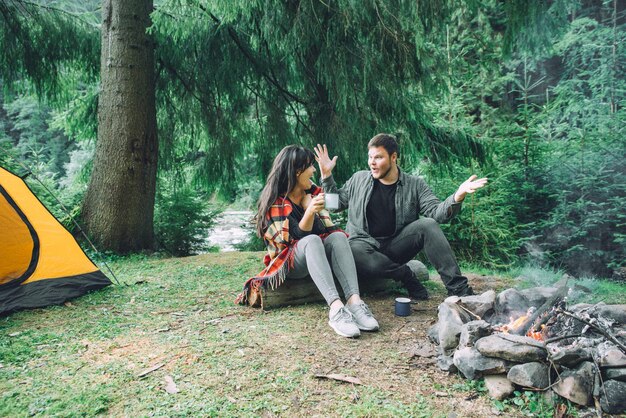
[
  {"left": 548, "top": 345, "right": 593, "bottom": 367},
  {"left": 453, "top": 347, "right": 510, "bottom": 380},
  {"left": 604, "top": 367, "right": 626, "bottom": 382},
  {"left": 507, "top": 362, "right": 550, "bottom": 389},
  {"left": 552, "top": 361, "right": 595, "bottom": 406},
  {"left": 596, "top": 304, "right": 626, "bottom": 325},
  {"left": 519, "top": 287, "right": 559, "bottom": 309},
  {"left": 495, "top": 288, "right": 531, "bottom": 321},
  {"left": 427, "top": 323, "right": 439, "bottom": 345},
  {"left": 475, "top": 334, "right": 547, "bottom": 363},
  {"left": 570, "top": 303, "right": 593, "bottom": 313},
  {"left": 444, "top": 295, "right": 461, "bottom": 304},
  {"left": 437, "top": 354, "right": 457, "bottom": 373},
  {"left": 599, "top": 379, "right": 626, "bottom": 414},
  {"left": 484, "top": 374, "right": 515, "bottom": 400},
  {"left": 437, "top": 302, "right": 471, "bottom": 354},
  {"left": 594, "top": 341, "right": 626, "bottom": 368},
  {"left": 458, "top": 320, "right": 492, "bottom": 348},
  {"left": 448, "top": 290, "right": 496, "bottom": 319}
]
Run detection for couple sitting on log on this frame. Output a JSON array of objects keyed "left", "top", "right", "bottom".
[{"left": 236, "top": 133, "right": 488, "bottom": 338}]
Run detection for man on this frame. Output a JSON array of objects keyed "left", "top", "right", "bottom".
[{"left": 315, "top": 134, "right": 487, "bottom": 300}]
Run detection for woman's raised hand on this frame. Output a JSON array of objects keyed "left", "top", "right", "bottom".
[{"left": 314, "top": 144, "right": 338, "bottom": 179}]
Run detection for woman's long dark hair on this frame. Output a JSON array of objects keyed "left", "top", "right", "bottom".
[{"left": 255, "top": 145, "right": 316, "bottom": 238}]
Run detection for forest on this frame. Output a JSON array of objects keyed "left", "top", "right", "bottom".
[{"left": 1, "top": 0, "right": 624, "bottom": 278}]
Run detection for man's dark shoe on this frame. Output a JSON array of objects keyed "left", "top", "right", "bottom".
[{"left": 404, "top": 278, "right": 429, "bottom": 301}]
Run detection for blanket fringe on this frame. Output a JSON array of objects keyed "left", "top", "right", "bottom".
[{"left": 235, "top": 245, "right": 295, "bottom": 306}]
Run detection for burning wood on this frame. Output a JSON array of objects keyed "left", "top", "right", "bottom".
[{"left": 507, "top": 283, "right": 569, "bottom": 337}]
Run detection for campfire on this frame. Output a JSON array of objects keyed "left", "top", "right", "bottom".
[{"left": 427, "top": 278, "right": 626, "bottom": 415}]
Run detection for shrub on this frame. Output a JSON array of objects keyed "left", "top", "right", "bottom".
[{"left": 154, "top": 183, "right": 221, "bottom": 256}]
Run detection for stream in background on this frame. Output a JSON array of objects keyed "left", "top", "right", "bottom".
[{"left": 206, "top": 210, "right": 254, "bottom": 251}]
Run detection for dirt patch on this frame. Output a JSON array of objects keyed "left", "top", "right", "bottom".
[{"left": 80, "top": 335, "right": 178, "bottom": 373}]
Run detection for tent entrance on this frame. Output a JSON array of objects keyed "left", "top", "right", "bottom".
[{"left": 0, "top": 185, "right": 39, "bottom": 287}]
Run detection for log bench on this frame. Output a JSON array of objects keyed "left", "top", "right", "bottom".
[{"left": 248, "top": 260, "right": 429, "bottom": 310}]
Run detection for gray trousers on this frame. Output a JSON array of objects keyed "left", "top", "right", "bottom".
[
  {"left": 350, "top": 217, "right": 471, "bottom": 295},
  {"left": 287, "top": 232, "right": 360, "bottom": 305}
]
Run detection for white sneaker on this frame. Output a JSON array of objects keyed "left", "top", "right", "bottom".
[
  {"left": 346, "top": 301, "right": 380, "bottom": 331},
  {"left": 328, "top": 307, "right": 361, "bottom": 338}
]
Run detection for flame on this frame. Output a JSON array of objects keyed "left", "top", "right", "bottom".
[
  {"left": 498, "top": 308, "right": 546, "bottom": 341},
  {"left": 527, "top": 325, "right": 546, "bottom": 341}
]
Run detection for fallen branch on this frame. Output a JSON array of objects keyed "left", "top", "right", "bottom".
[
  {"left": 137, "top": 363, "right": 165, "bottom": 378},
  {"left": 314, "top": 374, "right": 362, "bottom": 385}
]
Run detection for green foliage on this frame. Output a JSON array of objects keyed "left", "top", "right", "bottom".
[
  {"left": 452, "top": 378, "right": 487, "bottom": 394},
  {"left": 0, "top": 0, "right": 99, "bottom": 98},
  {"left": 423, "top": 165, "right": 519, "bottom": 269},
  {"left": 151, "top": 0, "right": 485, "bottom": 197},
  {"left": 154, "top": 180, "right": 221, "bottom": 256},
  {"left": 492, "top": 390, "right": 575, "bottom": 418},
  {"left": 520, "top": 8, "right": 626, "bottom": 276},
  {"left": 3, "top": 93, "right": 75, "bottom": 176},
  {"left": 418, "top": 1, "right": 626, "bottom": 276}
]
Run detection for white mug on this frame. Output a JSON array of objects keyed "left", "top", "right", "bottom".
[{"left": 324, "top": 193, "right": 339, "bottom": 210}]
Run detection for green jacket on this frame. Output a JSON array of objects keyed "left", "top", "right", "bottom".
[{"left": 321, "top": 169, "right": 462, "bottom": 247}]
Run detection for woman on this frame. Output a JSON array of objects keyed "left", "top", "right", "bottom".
[{"left": 237, "top": 145, "right": 379, "bottom": 338}]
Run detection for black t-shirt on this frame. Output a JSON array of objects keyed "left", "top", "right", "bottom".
[
  {"left": 366, "top": 180, "right": 397, "bottom": 239},
  {"left": 288, "top": 200, "right": 327, "bottom": 240}
]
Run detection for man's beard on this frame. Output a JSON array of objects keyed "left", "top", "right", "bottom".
[{"left": 372, "top": 165, "right": 392, "bottom": 181}]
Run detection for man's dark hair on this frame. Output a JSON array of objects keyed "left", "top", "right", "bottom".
[{"left": 368, "top": 133, "right": 398, "bottom": 157}]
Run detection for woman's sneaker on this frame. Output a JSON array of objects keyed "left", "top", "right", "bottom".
[
  {"left": 328, "top": 307, "right": 361, "bottom": 338},
  {"left": 346, "top": 301, "right": 380, "bottom": 331}
]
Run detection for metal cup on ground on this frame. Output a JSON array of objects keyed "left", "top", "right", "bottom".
[{"left": 395, "top": 297, "right": 411, "bottom": 316}]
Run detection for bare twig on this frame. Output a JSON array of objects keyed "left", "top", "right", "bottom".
[
  {"left": 137, "top": 363, "right": 165, "bottom": 378},
  {"left": 457, "top": 304, "right": 481, "bottom": 320},
  {"left": 544, "top": 334, "right": 582, "bottom": 344}
]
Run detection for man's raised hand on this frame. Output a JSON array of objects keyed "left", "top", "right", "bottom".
[
  {"left": 314, "top": 144, "right": 338, "bottom": 179},
  {"left": 454, "top": 175, "right": 488, "bottom": 203}
]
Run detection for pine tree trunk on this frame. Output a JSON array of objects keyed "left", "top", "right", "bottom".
[{"left": 82, "top": 0, "right": 157, "bottom": 253}]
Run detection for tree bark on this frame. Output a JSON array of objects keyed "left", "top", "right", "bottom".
[{"left": 82, "top": 0, "right": 157, "bottom": 253}]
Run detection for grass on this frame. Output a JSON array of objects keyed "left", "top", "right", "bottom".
[{"left": 1, "top": 252, "right": 624, "bottom": 417}]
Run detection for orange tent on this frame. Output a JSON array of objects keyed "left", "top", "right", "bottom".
[{"left": 1, "top": 166, "right": 110, "bottom": 315}]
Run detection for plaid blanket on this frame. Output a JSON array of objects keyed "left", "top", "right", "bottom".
[{"left": 235, "top": 185, "right": 342, "bottom": 305}]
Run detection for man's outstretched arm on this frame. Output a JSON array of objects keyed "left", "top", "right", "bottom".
[{"left": 419, "top": 175, "right": 488, "bottom": 222}]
